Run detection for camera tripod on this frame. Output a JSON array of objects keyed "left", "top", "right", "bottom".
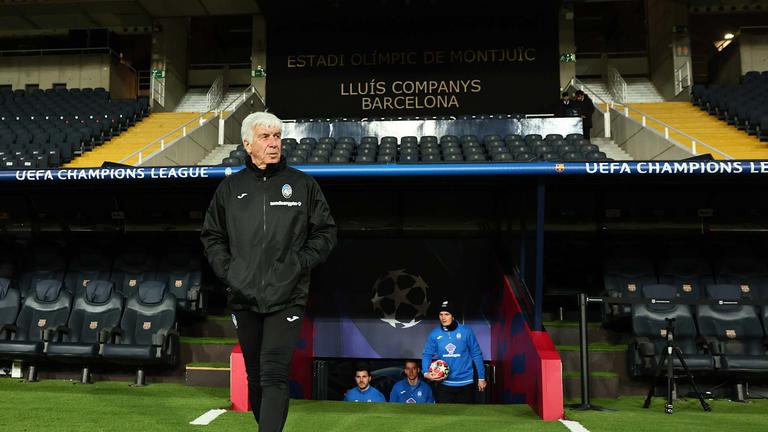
[{"left": 643, "top": 318, "right": 712, "bottom": 414}]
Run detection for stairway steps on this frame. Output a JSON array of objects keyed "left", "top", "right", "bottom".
[
  {"left": 626, "top": 102, "right": 768, "bottom": 159},
  {"left": 64, "top": 112, "right": 206, "bottom": 167}
]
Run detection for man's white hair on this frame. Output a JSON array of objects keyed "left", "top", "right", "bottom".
[{"left": 241, "top": 111, "right": 282, "bottom": 144}]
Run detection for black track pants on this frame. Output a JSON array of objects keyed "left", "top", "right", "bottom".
[
  {"left": 233, "top": 305, "right": 304, "bottom": 432},
  {"left": 436, "top": 383, "right": 474, "bottom": 404}
]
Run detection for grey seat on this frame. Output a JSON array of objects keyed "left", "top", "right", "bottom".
[
  {"left": 157, "top": 250, "right": 203, "bottom": 314},
  {"left": 101, "top": 281, "right": 178, "bottom": 385},
  {"left": 111, "top": 249, "right": 157, "bottom": 298},
  {"left": 628, "top": 284, "right": 715, "bottom": 377},
  {"left": 46, "top": 281, "right": 123, "bottom": 382},
  {"left": 0, "top": 278, "right": 20, "bottom": 332},
  {"left": 697, "top": 284, "right": 768, "bottom": 374},
  {"left": 0, "top": 280, "right": 73, "bottom": 381}
]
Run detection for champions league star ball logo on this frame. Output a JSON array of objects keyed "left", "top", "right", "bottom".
[{"left": 371, "top": 269, "right": 431, "bottom": 329}]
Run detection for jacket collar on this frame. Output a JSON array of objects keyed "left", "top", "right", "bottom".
[
  {"left": 441, "top": 320, "right": 458, "bottom": 332},
  {"left": 245, "top": 155, "right": 287, "bottom": 178}
]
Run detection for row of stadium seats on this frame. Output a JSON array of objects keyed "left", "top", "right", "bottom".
[
  {"left": 628, "top": 283, "right": 768, "bottom": 377},
  {"left": 603, "top": 253, "right": 768, "bottom": 324},
  {"left": 221, "top": 133, "right": 609, "bottom": 165},
  {"left": 0, "top": 244, "right": 204, "bottom": 314},
  {"left": 0, "top": 87, "right": 149, "bottom": 168},
  {"left": 0, "top": 278, "right": 178, "bottom": 384},
  {"left": 291, "top": 113, "right": 524, "bottom": 122},
  {"left": 691, "top": 71, "right": 768, "bottom": 140}
]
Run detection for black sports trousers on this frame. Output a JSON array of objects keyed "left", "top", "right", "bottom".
[
  {"left": 435, "top": 383, "right": 474, "bottom": 404},
  {"left": 233, "top": 305, "right": 304, "bottom": 432}
]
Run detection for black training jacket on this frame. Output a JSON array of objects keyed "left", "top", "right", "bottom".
[{"left": 200, "top": 157, "right": 337, "bottom": 313}]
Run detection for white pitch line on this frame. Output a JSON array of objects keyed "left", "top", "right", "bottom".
[
  {"left": 190, "top": 409, "right": 227, "bottom": 425},
  {"left": 559, "top": 419, "right": 591, "bottom": 432}
]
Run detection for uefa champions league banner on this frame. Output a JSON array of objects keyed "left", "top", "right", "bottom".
[
  {"left": 6, "top": 161, "right": 768, "bottom": 182},
  {"left": 311, "top": 238, "right": 495, "bottom": 359},
  {"left": 264, "top": 2, "right": 559, "bottom": 118}
]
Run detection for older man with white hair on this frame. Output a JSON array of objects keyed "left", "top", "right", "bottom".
[{"left": 201, "top": 111, "right": 337, "bottom": 432}]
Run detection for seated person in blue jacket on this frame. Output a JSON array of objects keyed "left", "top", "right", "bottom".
[
  {"left": 343, "top": 362, "right": 387, "bottom": 403},
  {"left": 422, "top": 300, "right": 486, "bottom": 403},
  {"left": 389, "top": 359, "right": 435, "bottom": 404}
]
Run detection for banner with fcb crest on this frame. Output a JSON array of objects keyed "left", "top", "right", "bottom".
[{"left": 311, "top": 238, "right": 496, "bottom": 359}]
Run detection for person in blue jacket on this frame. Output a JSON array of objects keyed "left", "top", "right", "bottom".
[
  {"left": 389, "top": 360, "right": 435, "bottom": 404},
  {"left": 344, "top": 362, "right": 387, "bottom": 403},
  {"left": 422, "top": 300, "right": 486, "bottom": 403}
]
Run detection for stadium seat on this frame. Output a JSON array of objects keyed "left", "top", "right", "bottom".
[
  {"left": 64, "top": 249, "right": 113, "bottom": 299},
  {"left": 0, "top": 279, "right": 73, "bottom": 381},
  {"left": 221, "top": 157, "right": 241, "bottom": 166},
  {"left": 46, "top": 280, "right": 123, "bottom": 383},
  {"left": 111, "top": 249, "right": 157, "bottom": 298},
  {"left": 18, "top": 244, "right": 67, "bottom": 299},
  {"left": 628, "top": 284, "right": 715, "bottom": 377},
  {"left": 696, "top": 284, "right": 768, "bottom": 374},
  {"left": 101, "top": 281, "right": 179, "bottom": 385},
  {"left": 603, "top": 256, "right": 658, "bottom": 324},
  {"left": 0, "top": 278, "right": 20, "bottom": 331},
  {"left": 156, "top": 250, "right": 203, "bottom": 314}
]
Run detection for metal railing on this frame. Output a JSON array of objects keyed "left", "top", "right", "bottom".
[
  {"left": 119, "top": 85, "right": 261, "bottom": 166},
  {"left": 674, "top": 61, "right": 692, "bottom": 96},
  {"left": 607, "top": 67, "right": 627, "bottom": 104},
  {"left": 217, "top": 86, "right": 262, "bottom": 145},
  {"left": 207, "top": 74, "right": 224, "bottom": 112},
  {"left": 610, "top": 101, "right": 733, "bottom": 159}
]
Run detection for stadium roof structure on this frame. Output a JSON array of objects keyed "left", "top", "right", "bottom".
[{"left": 0, "top": 0, "right": 260, "bottom": 32}]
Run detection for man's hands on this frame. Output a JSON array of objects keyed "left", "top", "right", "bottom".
[
  {"left": 477, "top": 379, "right": 487, "bottom": 392},
  {"left": 423, "top": 372, "right": 445, "bottom": 382}
]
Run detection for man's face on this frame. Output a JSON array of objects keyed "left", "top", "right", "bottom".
[
  {"left": 404, "top": 362, "right": 420, "bottom": 381},
  {"left": 575, "top": 94, "right": 585, "bottom": 102},
  {"left": 439, "top": 311, "right": 453, "bottom": 326},
  {"left": 245, "top": 125, "right": 282, "bottom": 168},
  {"left": 355, "top": 370, "right": 371, "bottom": 390},
  {"left": 562, "top": 94, "right": 570, "bottom": 102}
]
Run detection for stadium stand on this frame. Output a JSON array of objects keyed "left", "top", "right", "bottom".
[
  {"left": 691, "top": 71, "right": 768, "bottom": 139},
  {"left": 0, "top": 87, "right": 148, "bottom": 168},
  {"left": 221, "top": 132, "right": 608, "bottom": 165}
]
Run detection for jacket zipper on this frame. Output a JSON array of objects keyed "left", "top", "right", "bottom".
[{"left": 262, "top": 175, "right": 267, "bottom": 294}]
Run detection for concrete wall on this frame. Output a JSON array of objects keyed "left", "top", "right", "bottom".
[
  {"left": 109, "top": 57, "right": 138, "bottom": 99},
  {"left": 559, "top": 4, "right": 576, "bottom": 89},
  {"left": 0, "top": 54, "right": 110, "bottom": 90},
  {"left": 576, "top": 56, "right": 649, "bottom": 77},
  {"left": 610, "top": 109, "right": 692, "bottom": 160},
  {"left": 142, "top": 89, "right": 263, "bottom": 166},
  {"left": 712, "top": 41, "right": 743, "bottom": 85},
  {"left": 252, "top": 14, "right": 267, "bottom": 101},
  {"left": 151, "top": 18, "right": 189, "bottom": 112},
  {"left": 740, "top": 31, "right": 768, "bottom": 73},
  {"left": 188, "top": 68, "right": 251, "bottom": 87},
  {"left": 646, "top": 1, "right": 689, "bottom": 101}
]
